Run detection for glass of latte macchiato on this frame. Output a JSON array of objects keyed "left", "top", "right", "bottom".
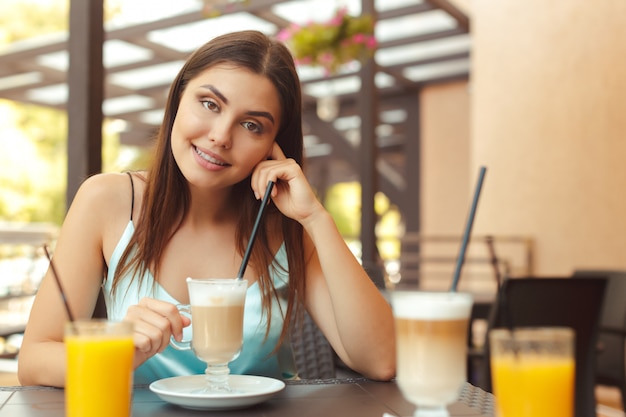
[
  {"left": 390, "top": 290, "right": 473, "bottom": 417},
  {"left": 170, "top": 278, "right": 248, "bottom": 393}
]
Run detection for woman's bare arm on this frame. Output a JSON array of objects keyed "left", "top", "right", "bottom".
[
  {"left": 18, "top": 174, "right": 128, "bottom": 386},
  {"left": 250, "top": 143, "right": 396, "bottom": 381},
  {"left": 301, "top": 214, "right": 396, "bottom": 381}
]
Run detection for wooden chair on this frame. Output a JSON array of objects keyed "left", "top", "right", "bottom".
[
  {"left": 479, "top": 276, "right": 607, "bottom": 417},
  {"left": 573, "top": 269, "right": 626, "bottom": 412}
]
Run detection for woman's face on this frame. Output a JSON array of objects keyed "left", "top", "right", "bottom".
[{"left": 171, "top": 64, "right": 282, "bottom": 190}]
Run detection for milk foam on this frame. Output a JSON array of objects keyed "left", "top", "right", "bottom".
[
  {"left": 187, "top": 278, "right": 247, "bottom": 306},
  {"left": 391, "top": 291, "right": 472, "bottom": 320}
]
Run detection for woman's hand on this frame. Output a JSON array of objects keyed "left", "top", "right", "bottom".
[
  {"left": 251, "top": 142, "right": 325, "bottom": 225},
  {"left": 123, "top": 297, "right": 191, "bottom": 368}
]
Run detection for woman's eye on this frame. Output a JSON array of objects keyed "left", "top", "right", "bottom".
[
  {"left": 242, "top": 121, "right": 262, "bottom": 133},
  {"left": 201, "top": 100, "right": 219, "bottom": 112}
]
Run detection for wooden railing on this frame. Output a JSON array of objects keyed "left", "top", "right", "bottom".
[
  {"left": 0, "top": 222, "right": 58, "bottom": 343},
  {"left": 397, "top": 233, "right": 534, "bottom": 293}
]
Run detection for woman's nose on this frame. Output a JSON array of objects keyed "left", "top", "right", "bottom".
[{"left": 207, "top": 119, "right": 233, "bottom": 149}]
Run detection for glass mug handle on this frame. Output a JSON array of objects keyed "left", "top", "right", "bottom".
[{"left": 169, "top": 304, "right": 192, "bottom": 350}]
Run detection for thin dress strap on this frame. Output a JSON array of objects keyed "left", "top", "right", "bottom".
[{"left": 125, "top": 172, "right": 135, "bottom": 221}]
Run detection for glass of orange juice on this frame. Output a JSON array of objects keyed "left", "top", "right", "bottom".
[
  {"left": 65, "top": 320, "right": 134, "bottom": 417},
  {"left": 489, "top": 327, "right": 574, "bottom": 417}
]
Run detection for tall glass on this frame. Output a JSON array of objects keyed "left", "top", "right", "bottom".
[
  {"left": 390, "top": 291, "right": 473, "bottom": 417},
  {"left": 65, "top": 320, "right": 134, "bottom": 417},
  {"left": 489, "top": 327, "right": 574, "bottom": 417},
  {"left": 170, "top": 278, "right": 247, "bottom": 393}
]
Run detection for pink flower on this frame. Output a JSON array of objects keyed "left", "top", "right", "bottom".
[
  {"left": 295, "top": 56, "right": 312, "bottom": 65},
  {"left": 319, "top": 52, "right": 335, "bottom": 65},
  {"left": 353, "top": 33, "right": 365, "bottom": 43},
  {"left": 276, "top": 29, "right": 291, "bottom": 41},
  {"left": 329, "top": 7, "right": 347, "bottom": 26}
]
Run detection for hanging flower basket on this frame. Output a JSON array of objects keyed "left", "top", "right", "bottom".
[
  {"left": 277, "top": 8, "right": 377, "bottom": 75},
  {"left": 202, "top": 0, "right": 249, "bottom": 18}
]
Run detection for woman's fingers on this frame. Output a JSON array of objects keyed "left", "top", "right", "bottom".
[
  {"left": 250, "top": 142, "right": 324, "bottom": 221},
  {"left": 270, "top": 141, "right": 287, "bottom": 161},
  {"left": 254, "top": 143, "right": 284, "bottom": 190},
  {"left": 124, "top": 298, "right": 189, "bottom": 359},
  {"left": 254, "top": 161, "right": 297, "bottom": 200}
]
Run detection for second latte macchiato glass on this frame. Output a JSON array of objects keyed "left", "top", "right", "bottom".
[{"left": 390, "top": 291, "right": 473, "bottom": 417}]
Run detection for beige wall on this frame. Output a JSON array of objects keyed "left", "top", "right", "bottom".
[
  {"left": 421, "top": 0, "right": 626, "bottom": 279},
  {"left": 420, "top": 82, "right": 471, "bottom": 236},
  {"left": 419, "top": 82, "right": 476, "bottom": 290}
]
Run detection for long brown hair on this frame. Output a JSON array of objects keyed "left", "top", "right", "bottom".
[{"left": 112, "top": 30, "right": 305, "bottom": 347}]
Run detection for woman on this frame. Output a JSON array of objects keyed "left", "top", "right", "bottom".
[{"left": 17, "top": 30, "right": 395, "bottom": 387}]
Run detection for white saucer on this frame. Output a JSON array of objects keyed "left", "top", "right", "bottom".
[{"left": 149, "top": 374, "right": 285, "bottom": 410}]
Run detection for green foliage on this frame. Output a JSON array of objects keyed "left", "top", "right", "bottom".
[
  {"left": 0, "top": 0, "right": 150, "bottom": 225},
  {"left": 325, "top": 182, "right": 362, "bottom": 238},
  {"left": 17, "top": 104, "right": 67, "bottom": 157},
  {"left": 0, "top": 0, "right": 69, "bottom": 44},
  {"left": 0, "top": 101, "right": 66, "bottom": 224},
  {"left": 0, "top": 99, "right": 150, "bottom": 225},
  {"left": 324, "top": 182, "right": 401, "bottom": 260},
  {"left": 0, "top": 0, "right": 69, "bottom": 225}
]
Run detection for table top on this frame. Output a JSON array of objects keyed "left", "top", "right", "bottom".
[{"left": 0, "top": 378, "right": 494, "bottom": 417}]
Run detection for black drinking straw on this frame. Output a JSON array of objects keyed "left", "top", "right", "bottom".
[
  {"left": 450, "top": 166, "right": 487, "bottom": 292},
  {"left": 43, "top": 245, "right": 77, "bottom": 330},
  {"left": 237, "top": 180, "right": 275, "bottom": 279}
]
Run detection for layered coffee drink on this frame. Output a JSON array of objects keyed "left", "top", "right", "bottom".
[
  {"left": 191, "top": 303, "right": 245, "bottom": 364},
  {"left": 171, "top": 278, "right": 248, "bottom": 392},
  {"left": 391, "top": 291, "right": 473, "bottom": 413},
  {"left": 187, "top": 280, "right": 247, "bottom": 364}
]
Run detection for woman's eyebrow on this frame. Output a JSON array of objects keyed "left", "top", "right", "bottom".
[
  {"left": 200, "top": 84, "right": 228, "bottom": 103},
  {"left": 247, "top": 111, "right": 275, "bottom": 125},
  {"left": 201, "top": 84, "right": 276, "bottom": 126}
]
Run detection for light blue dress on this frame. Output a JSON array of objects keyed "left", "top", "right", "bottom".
[{"left": 103, "top": 220, "right": 297, "bottom": 384}]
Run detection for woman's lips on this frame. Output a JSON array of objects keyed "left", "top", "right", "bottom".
[{"left": 194, "top": 146, "right": 230, "bottom": 167}]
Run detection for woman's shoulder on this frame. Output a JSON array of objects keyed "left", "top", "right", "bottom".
[
  {"left": 71, "top": 172, "right": 146, "bottom": 221},
  {"left": 70, "top": 172, "right": 147, "bottom": 260},
  {"left": 76, "top": 172, "right": 133, "bottom": 202},
  {"left": 80, "top": 171, "right": 147, "bottom": 195}
]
